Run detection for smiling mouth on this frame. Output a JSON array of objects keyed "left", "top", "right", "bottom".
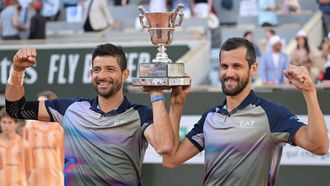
[
  {"left": 97, "top": 82, "right": 112, "bottom": 88},
  {"left": 224, "top": 78, "right": 237, "bottom": 85}
]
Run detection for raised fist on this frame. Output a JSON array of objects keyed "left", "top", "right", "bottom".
[{"left": 13, "top": 48, "right": 37, "bottom": 71}]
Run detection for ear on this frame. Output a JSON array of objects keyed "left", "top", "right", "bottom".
[
  {"left": 250, "top": 62, "right": 258, "bottom": 77},
  {"left": 122, "top": 69, "right": 130, "bottom": 81}
]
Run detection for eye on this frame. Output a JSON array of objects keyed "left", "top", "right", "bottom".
[
  {"left": 233, "top": 63, "right": 242, "bottom": 69},
  {"left": 107, "top": 67, "right": 116, "bottom": 72},
  {"left": 92, "top": 68, "right": 100, "bottom": 73},
  {"left": 220, "top": 64, "right": 228, "bottom": 70}
]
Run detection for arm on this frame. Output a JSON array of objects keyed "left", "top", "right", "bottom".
[
  {"left": 208, "top": 0, "right": 213, "bottom": 14},
  {"left": 102, "top": 0, "right": 114, "bottom": 25},
  {"left": 284, "top": 65, "right": 329, "bottom": 155},
  {"left": 190, "top": 0, "right": 196, "bottom": 16},
  {"left": 290, "top": 50, "right": 298, "bottom": 65},
  {"left": 12, "top": 13, "right": 26, "bottom": 31},
  {"left": 144, "top": 88, "right": 174, "bottom": 155},
  {"left": 5, "top": 48, "right": 51, "bottom": 121},
  {"left": 321, "top": 42, "right": 329, "bottom": 60},
  {"left": 163, "top": 86, "right": 200, "bottom": 168}
]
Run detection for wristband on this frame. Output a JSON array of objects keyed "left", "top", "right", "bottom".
[
  {"left": 7, "top": 68, "right": 25, "bottom": 87},
  {"left": 151, "top": 95, "right": 165, "bottom": 103}
]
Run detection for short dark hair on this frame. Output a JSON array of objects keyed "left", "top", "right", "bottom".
[
  {"left": 266, "top": 28, "right": 276, "bottom": 35},
  {"left": 92, "top": 43, "right": 127, "bottom": 71},
  {"left": 243, "top": 31, "right": 252, "bottom": 38},
  {"left": 0, "top": 107, "right": 18, "bottom": 123},
  {"left": 219, "top": 37, "right": 256, "bottom": 67}
]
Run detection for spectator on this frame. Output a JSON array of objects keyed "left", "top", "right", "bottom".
[
  {"left": 149, "top": 0, "right": 167, "bottom": 12},
  {"left": 23, "top": 90, "right": 64, "bottom": 186},
  {"left": 41, "top": 0, "right": 61, "bottom": 21},
  {"left": 113, "top": 0, "right": 128, "bottom": 6},
  {"left": 28, "top": 1, "right": 46, "bottom": 39},
  {"left": 321, "top": 32, "right": 330, "bottom": 81},
  {"left": 258, "top": 0, "right": 278, "bottom": 27},
  {"left": 190, "top": 0, "right": 213, "bottom": 18},
  {"left": 290, "top": 30, "right": 314, "bottom": 74},
  {"left": 317, "top": 0, "right": 330, "bottom": 39},
  {"left": 0, "top": 0, "right": 27, "bottom": 40},
  {"left": 243, "top": 31, "right": 261, "bottom": 58},
  {"left": 281, "top": 0, "right": 300, "bottom": 14},
  {"left": 83, "top": 0, "right": 114, "bottom": 32},
  {"left": 18, "top": 0, "right": 32, "bottom": 24},
  {"left": 262, "top": 28, "right": 276, "bottom": 52},
  {"left": 262, "top": 28, "right": 286, "bottom": 53},
  {"left": 3, "top": 0, "right": 11, "bottom": 7},
  {"left": 259, "top": 35, "right": 289, "bottom": 85},
  {"left": 0, "top": 107, "right": 28, "bottom": 185}
]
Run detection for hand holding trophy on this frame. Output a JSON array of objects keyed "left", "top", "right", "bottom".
[{"left": 132, "top": 3, "right": 190, "bottom": 86}]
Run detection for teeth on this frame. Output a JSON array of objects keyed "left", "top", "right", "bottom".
[
  {"left": 226, "top": 79, "right": 236, "bottom": 83},
  {"left": 99, "top": 82, "right": 110, "bottom": 86}
]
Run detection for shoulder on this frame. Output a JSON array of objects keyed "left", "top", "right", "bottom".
[
  {"left": 258, "top": 97, "right": 293, "bottom": 119},
  {"left": 131, "top": 103, "right": 151, "bottom": 111},
  {"left": 196, "top": 105, "right": 220, "bottom": 124}
]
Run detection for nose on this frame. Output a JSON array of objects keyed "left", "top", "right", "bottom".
[
  {"left": 223, "top": 67, "right": 235, "bottom": 78},
  {"left": 97, "top": 69, "right": 108, "bottom": 79}
]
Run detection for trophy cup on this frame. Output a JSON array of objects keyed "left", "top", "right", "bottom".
[{"left": 132, "top": 3, "right": 190, "bottom": 86}]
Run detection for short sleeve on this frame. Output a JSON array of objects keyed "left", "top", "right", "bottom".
[
  {"left": 261, "top": 100, "right": 306, "bottom": 144},
  {"left": 186, "top": 111, "right": 209, "bottom": 152},
  {"left": 135, "top": 105, "right": 153, "bottom": 134}
]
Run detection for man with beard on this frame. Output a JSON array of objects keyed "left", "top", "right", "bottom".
[
  {"left": 5, "top": 43, "right": 175, "bottom": 185},
  {"left": 163, "top": 37, "right": 328, "bottom": 186}
]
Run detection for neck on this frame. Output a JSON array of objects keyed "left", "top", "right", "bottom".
[
  {"left": 272, "top": 49, "right": 280, "bottom": 53},
  {"left": 225, "top": 85, "right": 251, "bottom": 112},
  {"left": 98, "top": 91, "right": 124, "bottom": 113},
  {"left": 1, "top": 132, "right": 17, "bottom": 141}
]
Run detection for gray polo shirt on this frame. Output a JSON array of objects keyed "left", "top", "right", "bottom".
[
  {"left": 186, "top": 90, "right": 305, "bottom": 186},
  {"left": 45, "top": 96, "right": 152, "bottom": 186}
]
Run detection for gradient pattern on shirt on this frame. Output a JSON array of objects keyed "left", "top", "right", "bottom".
[{"left": 44, "top": 96, "right": 152, "bottom": 185}]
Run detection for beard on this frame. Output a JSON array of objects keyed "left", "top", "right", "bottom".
[
  {"left": 92, "top": 79, "right": 123, "bottom": 98},
  {"left": 220, "top": 74, "right": 249, "bottom": 96}
]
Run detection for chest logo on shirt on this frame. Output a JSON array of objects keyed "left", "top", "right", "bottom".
[
  {"left": 114, "top": 119, "right": 127, "bottom": 126},
  {"left": 239, "top": 120, "right": 256, "bottom": 128}
]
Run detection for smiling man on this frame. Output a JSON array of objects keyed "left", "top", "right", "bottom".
[
  {"left": 164, "top": 37, "right": 329, "bottom": 186},
  {"left": 5, "top": 43, "right": 175, "bottom": 185}
]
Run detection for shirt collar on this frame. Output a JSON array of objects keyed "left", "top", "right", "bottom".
[
  {"left": 90, "top": 96, "right": 131, "bottom": 116},
  {"left": 218, "top": 90, "right": 258, "bottom": 113}
]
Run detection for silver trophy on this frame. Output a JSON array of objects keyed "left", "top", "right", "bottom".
[{"left": 132, "top": 3, "right": 190, "bottom": 86}]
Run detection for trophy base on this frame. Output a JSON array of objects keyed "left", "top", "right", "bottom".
[
  {"left": 139, "top": 63, "right": 185, "bottom": 78},
  {"left": 132, "top": 77, "right": 190, "bottom": 86}
]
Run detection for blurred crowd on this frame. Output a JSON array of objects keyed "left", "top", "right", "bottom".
[{"left": 245, "top": 28, "right": 330, "bottom": 85}]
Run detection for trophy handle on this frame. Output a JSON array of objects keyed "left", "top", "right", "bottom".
[
  {"left": 138, "top": 6, "right": 149, "bottom": 29},
  {"left": 172, "top": 3, "right": 184, "bottom": 27}
]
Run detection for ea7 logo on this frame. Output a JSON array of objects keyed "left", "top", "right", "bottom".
[
  {"left": 114, "top": 119, "right": 126, "bottom": 126},
  {"left": 239, "top": 120, "right": 255, "bottom": 128}
]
